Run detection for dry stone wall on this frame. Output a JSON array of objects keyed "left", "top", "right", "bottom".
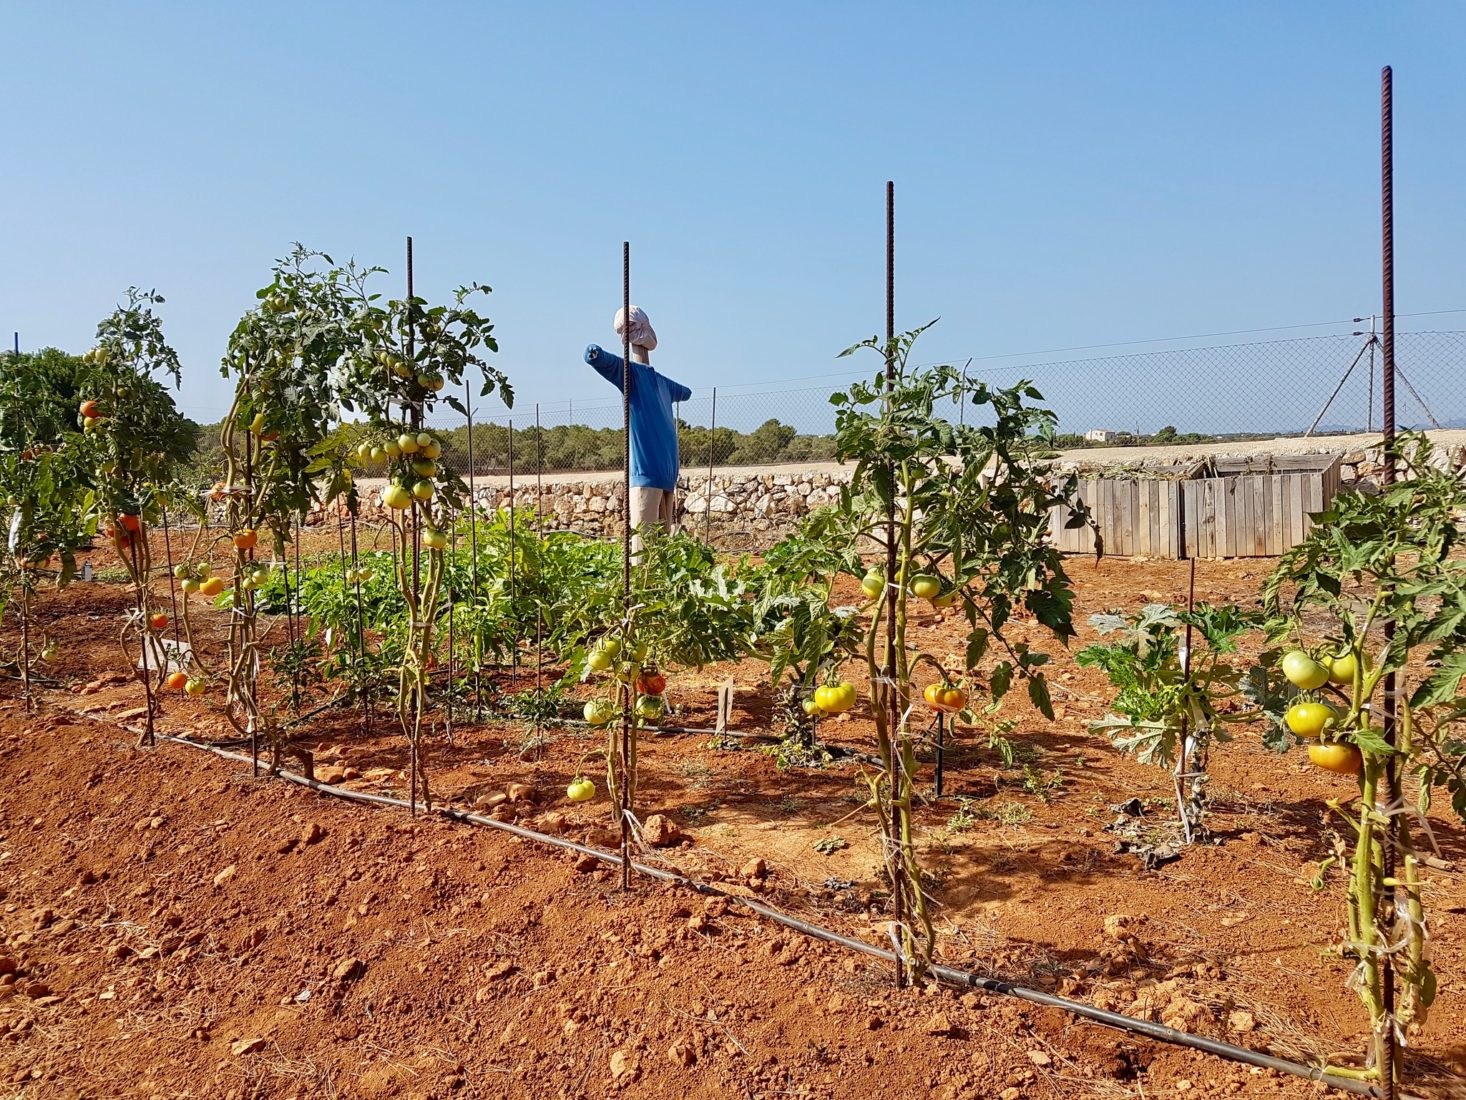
[{"left": 325, "top": 469, "right": 856, "bottom": 545}]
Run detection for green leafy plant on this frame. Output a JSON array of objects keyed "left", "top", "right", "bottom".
[
  {"left": 828, "top": 321, "right": 1090, "bottom": 981},
  {"left": 1078, "top": 601, "right": 1263, "bottom": 841},
  {"left": 1260, "top": 434, "right": 1466, "bottom": 1087},
  {"left": 73, "top": 290, "right": 194, "bottom": 741},
  {"left": 326, "top": 264, "right": 511, "bottom": 809}
]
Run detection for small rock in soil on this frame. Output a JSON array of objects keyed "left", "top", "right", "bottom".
[
  {"left": 741, "top": 857, "right": 768, "bottom": 878},
  {"left": 641, "top": 814, "right": 683, "bottom": 848},
  {"left": 573, "top": 852, "right": 600, "bottom": 872},
  {"left": 230, "top": 1037, "right": 267, "bottom": 1056},
  {"left": 212, "top": 865, "right": 238, "bottom": 888},
  {"left": 926, "top": 1012, "right": 955, "bottom": 1037},
  {"left": 300, "top": 822, "right": 326, "bottom": 846},
  {"left": 485, "top": 959, "right": 514, "bottom": 980},
  {"left": 505, "top": 782, "right": 536, "bottom": 804},
  {"left": 331, "top": 957, "right": 364, "bottom": 984},
  {"left": 1228, "top": 1009, "right": 1257, "bottom": 1033},
  {"left": 1027, "top": 1049, "right": 1052, "bottom": 1066},
  {"left": 610, "top": 1049, "right": 638, "bottom": 1083},
  {"left": 667, "top": 1039, "right": 696, "bottom": 1067}
]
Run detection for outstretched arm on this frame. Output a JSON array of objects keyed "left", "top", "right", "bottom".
[
  {"left": 666, "top": 377, "right": 692, "bottom": 402},
  {"left": 585, "top": 344, "right": 626, "bottom": 392}
]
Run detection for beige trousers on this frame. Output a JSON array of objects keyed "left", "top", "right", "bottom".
[{"left": 630, "top": 486, "right": 677, "bottom": 557}]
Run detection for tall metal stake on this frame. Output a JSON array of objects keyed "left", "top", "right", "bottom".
[
  {"left": 507, "top": 421, "right": 517, "bottom": 688},
  {"left": 620, "top": 241, "right": 633, "bottom": 890},
  {"left": 1378, "top": 64, "right": 1400, "bottom": 1100},
  {"left": 883, "top": 180, "right": 905, "bottom": 987},
  {"left": 406, "top": 235, "right": 423, "bottom": 816},
  {"left": 535, "top": 403, "right": 545, "bottom": 754},
  {"left": 465, "top": 379, "right": 483, "bottom": 719}
]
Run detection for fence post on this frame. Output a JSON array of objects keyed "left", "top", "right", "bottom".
[{"left": 704, "top": 387, "right": 717, "bottom": 544}]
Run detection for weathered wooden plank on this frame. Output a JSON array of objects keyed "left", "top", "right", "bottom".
[
  {"left": 1137, "top": 480, "right": 1152, "bottom": 556},
  {"left": 1219, "top": 478, "right": 1231, "bottom": 560},
  {"left": 1282, "top": 474, "right": 1298, "bottom": 550},
  {"left": 1165, "top": 481, "right": 1179, "bottom": 558},
  {"left": 1119, "top": 481, "right": 1134, "bottom": 557},
  {"left": 1259, "top": 476, "right": 1271, "bottom": 555}
]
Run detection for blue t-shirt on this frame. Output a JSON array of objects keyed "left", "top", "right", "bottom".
[{"left": 585, "top": 345, "right": 692, "bottom": 490}]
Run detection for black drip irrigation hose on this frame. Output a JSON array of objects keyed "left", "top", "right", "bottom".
[{"left": 128, "top": 727, "right": 1391, "bottom": 1098}]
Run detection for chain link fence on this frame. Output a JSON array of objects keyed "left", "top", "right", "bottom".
[{"left": 421, "top": 330, "right": 1466, "bottom": 481}]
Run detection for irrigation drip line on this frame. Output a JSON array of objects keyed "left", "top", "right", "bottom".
[{"left": 111, "top": 724, "right": 1392, "bottom": 1099}]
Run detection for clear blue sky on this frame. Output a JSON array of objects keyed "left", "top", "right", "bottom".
[{"left": 5, "top": 2, "right": 1463, "bottom": 432}]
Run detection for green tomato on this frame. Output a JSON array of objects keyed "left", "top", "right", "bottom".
[
  {"left": 412, "top": 458, "right": 438, "bottom": 478},
  {"left": 566, "top": 777, "right": 596, "bottom": 802},
  {"left": 180, "top": 578, "right": 200, "bottom": 594},
  {"left": 383, "top": 440, "right": 402, "bottom": 459},
  {"left": 370, "top": 445, "right": 386, "bottom": 462},
  {"left": 1281, "top": 650, "right": 1329, "bottom": 691},
  {"left": 584, "top": 699, "right": 614, "bottom": 727},
  {"left": 383, "top": 484, "right": 413, "bottom": 510},
  {"left": 635, "top": 694, "right": 665, "bottom": 721},
  {"left": 1324, "top": 650, "right": 1369, "bottom": 687},
  {"left": 801, "top": 697, "right": 822, "bottom": 716},
  {"left": 397, "top": 433, "right": 420, "bottom": 454},
  {"left": 416, "top": 432, "right": 434, "bottom": 448},
  {"left": 861, "top": 571, "right": 884, "bottom": 599},
  {"left": 909, "top": 574, "right": 942, "bottom": 600},
  {"left": 421, "top": 441, "right": 443, "bottom": 459},
  {"left": 600, "top": 637, "right": 622, "bottom": 658},
  {"left": 587, "top": 647, "right": 613, "bottom": 671},
  {"left": 423, "top": 527, "right": 448, "bottom": 550},
  {"left": 173, "top": 563, "right": 191, "bottom": 580},
  {"left": 412, "top": 480, "right": 435, "bottom": 502}
]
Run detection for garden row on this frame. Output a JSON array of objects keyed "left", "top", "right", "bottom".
[{"left": 2, "top": 251, "right": 1464, "bottom": 1092}]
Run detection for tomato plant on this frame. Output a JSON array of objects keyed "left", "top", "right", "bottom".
[
  {"left": 1078, "top": 601, "right": 1263, "bottom": 843},
  {"left": 752, "top": 513, "right": 865, "bottom": 746},
  {"left": 1260, "top": 434, "right": 1466, "bottom": 1087},
  {"left": 214, "top": 249, "right": 363, "bottom": 767},
  {"left": 71, "top": 290, "right": 195, "bottom": 741},
  {"left": 829, "top": 322, "right": 1088, "bottom": 980},
  {"left": 580, "top": 527, "right": 755, "bottom": 827},
  {"left": 329, "top": 269, "right": 511, "bottom": 810}
]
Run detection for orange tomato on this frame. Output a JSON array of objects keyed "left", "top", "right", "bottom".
[
  {"left": 232, "top": 529, "right": 258, "bottom": 551},
  {"left": 1309, "top": 741, "right": 1363, "bottom": 775},
  {"left": 924, "top": 682, "right": 967, "bottom": 713},
  {"left": 149, "top": 612, "right": 169, "bottom": 630},
  {"left": 79, "top": 399, "right": 101, "bottom": 419},
  {"left": 166, "top": 671, "right": 189, "bottom": 691},
  {"left": 117, "top": 513, "right": 142, "bottom": 534}
]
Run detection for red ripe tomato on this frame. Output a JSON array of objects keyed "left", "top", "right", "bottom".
[
  {"left": 636, "top": 670, "right": 667, "bottom": 696},
  {"left": 79, "top": 399, "right": 101, "bottom": 419},
  {"left": 117, "top": 513, "right": 142, "bottom": 534},
  {"left": 149, "top": 612, "right": 169, "bottom": 630}
]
